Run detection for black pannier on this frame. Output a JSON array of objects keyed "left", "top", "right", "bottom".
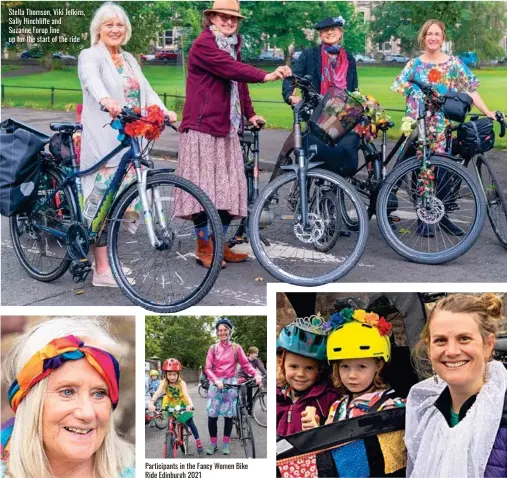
[
  {"left": 0, "top": 118, "right": 50, "bottom": 216},
  {"left": 456, "top": 117, "right": 495, "bottom": 158},
  {"left": 442, "top": 92, "right": 473, "bottom": 123}
]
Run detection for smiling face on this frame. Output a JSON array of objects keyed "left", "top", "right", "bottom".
[
  {"left": 166, "top": 371, "right": 179, "bottom": 383},
  {"left": 42, "top": 359, "right": 111, "bottom": 469},
  {"left": 424, "top": 23, "right": 445, "bottom": 53},
  {"left": 217, "top": 324, "right": 230, "bottom": 342},
  {"left": 429, "top": 311, "right": 495, "bottom": 390},
  {"left": 99, "top": 16, "right": 126, "bottom": 50},
  {"left": 319, "top": 26, "right": 343, "bottom": 46},
  {"left": 210, "top": 12, "right": 239, "bottom": 36},
  {"left": 284, "top": 351, "right": 319, "bottom": 392},
  {"left": 338, "top": 358, "right": 381, "bottom": 395}
]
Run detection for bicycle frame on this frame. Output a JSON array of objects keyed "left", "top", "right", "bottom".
[{"left": 165, "top": 414, "right": 190, "bottom": 457}]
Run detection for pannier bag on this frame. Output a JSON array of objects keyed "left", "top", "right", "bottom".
[
  {"left": 309, "top": 87, "right": 364, "bottom": 146},
  {"left": 456, "top": 117, "right": 495, "bottom": 158},
  {"left": 442, "top": 92, "right": 473, "bottom": 123},
  {"left": 0, "top": 118, "right": 50, "bottom": 216},
  {"left": 49, "top": 132, "right": 73, "bottom": 165}
]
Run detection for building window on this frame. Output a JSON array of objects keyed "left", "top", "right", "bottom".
[
  {"left": 159, "top": 30, "right": 173, "bottom": 48},
  {"left": 383, "top": 42, "right": 392, "bottom": 51}
]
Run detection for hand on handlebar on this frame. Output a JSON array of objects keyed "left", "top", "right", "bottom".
[
  {"left": 100, "top": 98, "right": 122, "bottom": 118},
  {"left": 215, "top": 380, "right": 224, "bottom": 390},
  {"left": 164, "top": 110, "right": 178, "bottom": 124},
  {"left": 248, "top": 115, "right": 266, "bottom": 129},
  {"left": 186, "top": 405, "right": 194, "bottom": 412},
  {"left": 495, "top": 111, "right": 507, "bottom": 138},
  {"left": 148, "top": 402, "right": 156, "bottom": 413},
  {"left": 255, "top": 375, "right": 263, "bottom": 386},
  {"left": 264, "top": 65, "right": 292, "bottom": 82}
]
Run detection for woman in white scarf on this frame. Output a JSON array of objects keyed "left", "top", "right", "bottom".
[{"left": 406, "top": 293, "right": 507, "bottom": 478}]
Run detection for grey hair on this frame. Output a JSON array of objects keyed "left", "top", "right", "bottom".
[{"left": 89, "top": 2, "right": 132, "bottom": 47}]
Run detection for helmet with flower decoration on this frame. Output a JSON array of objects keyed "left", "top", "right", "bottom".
[
  {"left": 277, "top": 315, "right": 330, "bottom": 360},
  {"left": 325, "top": 308, "right": 392, "bottom": 362}
]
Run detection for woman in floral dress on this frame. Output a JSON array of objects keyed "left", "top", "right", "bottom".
[{"left": 391, "top": 19, "right": 495, "bottom": 236}]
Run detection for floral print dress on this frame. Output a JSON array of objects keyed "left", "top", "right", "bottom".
[{"left": 391, "top": 56, "right": 479, "bottom": 153}]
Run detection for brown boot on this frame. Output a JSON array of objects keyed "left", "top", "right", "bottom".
[
  {"left": 223, "top": 244, "right": 249, "bottom": 263},
  {"left": 196, "top": 239, "right": 226, "bottom": 269}
]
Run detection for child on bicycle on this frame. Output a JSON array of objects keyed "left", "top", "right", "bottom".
[
  {"left": 276, "top": 316, "right": 340, "bottom": 437},
  {"left": 149, "top": 358, "right": 204, "bottom": 455},
  {"left": 301, "top": 307, "right": 406, "bottom": 476}
]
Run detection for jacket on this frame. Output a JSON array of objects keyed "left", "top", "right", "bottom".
[
  {"left": 179, "top": 29, "right": 267, "bottom": 137},
  {"left": 276, "top": 380, "right": 341, "bottom": 437},
  {"left": 205, "top": 341, "right": 260, "bottom": 383},
  {"left": 238, "top": 357, "right": 267, "bottom": 380},
  {"left": 434, "top": 386, "right": 507, "bottom": 477},
  {"left": 282, "top": 45, "right": 358, "bottom": 103}
]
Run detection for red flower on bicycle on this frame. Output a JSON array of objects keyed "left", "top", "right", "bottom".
[{"left": 125, "top": 105, "right": 166, "bottom": 140}]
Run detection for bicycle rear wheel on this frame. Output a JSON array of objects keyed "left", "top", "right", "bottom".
[
  {"left": 198, "top": 385, "right": 208, "bottom": 398},
  {"left": 10, "top": 163, "right": 77, "bottom": 281},
  {"left": 108, "top": 171, "right": 224, "bottom": 312},
  {"left": 249, "top": 168, "right": 368, "bottom": 286},
  {"left": 252, "top": 391, "right": 267, "bottom": 428},
  {"left": 476, "top": 154, "right": 507, "bottom": 249},
  {"left": 376, "top": 156, "right": 486, "bottom": 264},
  {"left": 312, "top": 186, "right": 341, "bottom": 252},
  {"left": 240, "top": 411, "right": 256, "bottom": 458}
]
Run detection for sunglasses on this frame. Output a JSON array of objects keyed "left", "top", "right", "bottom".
[{"left": 216, "top": 13, "right": 239, "bottom": 23}]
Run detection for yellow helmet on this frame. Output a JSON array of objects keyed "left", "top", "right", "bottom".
[{"left": 326, "top": 321, "right": 391, "bottom": 362}]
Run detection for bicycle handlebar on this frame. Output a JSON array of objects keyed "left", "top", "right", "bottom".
[
  {"left": 101, "top": 105, "right": 178, "bottom": 131},
  {"left": 407, "top": 77, "right": 445, "bottom": 107},
  {"left": 495, "top": 111, "right": 506, "bottom": 138}
]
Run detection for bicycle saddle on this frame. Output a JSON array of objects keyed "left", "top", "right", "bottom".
[{"left": 50, "top": 122, "right": 82, "bottom": 133}]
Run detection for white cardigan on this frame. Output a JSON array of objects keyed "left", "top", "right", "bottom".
[{"left": 78, "top": 40, "right": 169, "bottom": 173}]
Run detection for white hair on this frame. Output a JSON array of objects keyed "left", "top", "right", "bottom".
[
  {"left": 3, "top": 317, "right": 134, "bottom": 478},
  {"left": 89, "top": 2, "right": 132, "bottom": 47}
]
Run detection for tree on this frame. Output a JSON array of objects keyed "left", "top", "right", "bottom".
[
  {"left": 229, "top": 316, "right": 268, "bottom": 364},
  {"left": 370, "top": 1, "right": 507, "bottom": 60}
]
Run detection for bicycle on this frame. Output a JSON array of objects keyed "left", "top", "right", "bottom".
[
  {"left": 162, "top": 405, "right": 193, "bottom": 458},
  {"left": 250, "top": 379, "right": 267, "bottom": 428},
  {"left": 224, "top": 378, "right": 257, "bottom": 458},
  {"left": 8, "top": 106, "right": 224, "bottom": 312},
  {"left": 335, "top": 79, "right": 486, "bottom": 264},
  {"left": 445, "top": 111, "right": 507, "bottom": 249},
  {"left": 248, "top": 74, "right": 369, "bottom": 286},
  {"left": 145, "top": 399, "right": 168, "bottom": 430},
  {"left": 198, "top": 376, "right": 209, "bottom": 398}
]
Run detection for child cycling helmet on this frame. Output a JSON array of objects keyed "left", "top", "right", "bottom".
[
  {"left": 149, "top": 369, "right": 159, "bottom": 377},
  {"left": 162, "top": 358, "right": 183, "bottom": 371},
  {"left": 215, "top": 317, "right": 233, "bottom": 330},
  {"left": 327, "top": 319, "right": 391, "bottom": 362},
  {"left": 277, "top": 316, "right": 330, "bottom": 361}
]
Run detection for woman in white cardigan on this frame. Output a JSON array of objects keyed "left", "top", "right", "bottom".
[{"left": 78, "top": 2, "right": 177, "bottom": 287}]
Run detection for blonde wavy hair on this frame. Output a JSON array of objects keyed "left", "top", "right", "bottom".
[
  {"left": 2, "top": 317, "right": 135, "bottom": 478},
  {"left": 412, "top": 293, "right": 504, "bottom": 378}
]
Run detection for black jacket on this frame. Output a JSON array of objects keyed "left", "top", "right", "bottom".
[{"left": 282, "top": 45, "right": 358, "bottom": 103}]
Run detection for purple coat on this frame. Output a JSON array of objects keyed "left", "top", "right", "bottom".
[
  {"left": 179, "top": 29, "right": 267, "bottom": 137},
  {"left": 276, "top": 380, "right": 341, "bottom": 437}
]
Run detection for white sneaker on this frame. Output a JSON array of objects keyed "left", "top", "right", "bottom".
[
  {"left": 92, "top": 262, "right": 132, "bottom": 276},
  {"left": 92, "top": 269, "right": 135, "bottom": 287}
]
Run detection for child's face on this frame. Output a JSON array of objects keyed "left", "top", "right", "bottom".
[
  {"left": 284, "top": 352, "right": 319, "bottom": 392},
  {"left": 166, "top": 371, "right": 178, "bottom": 383},
  {"left": 338, "top": 358, "right": 380, "bottom": 394}
]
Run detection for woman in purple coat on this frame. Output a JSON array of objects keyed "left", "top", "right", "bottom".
[
  {"left": 407, "top": 293, "right": 507, "bottom": 477},
  {"left": 176, "top": 0, "right": 290, "bottom": 268}
]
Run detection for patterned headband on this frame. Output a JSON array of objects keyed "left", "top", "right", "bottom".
[{"left": 8, "top": 335, "right": 120, "bottom": 412}]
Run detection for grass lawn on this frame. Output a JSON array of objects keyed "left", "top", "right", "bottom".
[{"left": 2, "top": 64, "right": 506, "bottom": 148}]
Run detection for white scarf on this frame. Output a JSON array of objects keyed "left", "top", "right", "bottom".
[{"left": 406, "top": 360, "right": 507, "bottom": 478}]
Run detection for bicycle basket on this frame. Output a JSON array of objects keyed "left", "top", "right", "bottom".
[
  {"left": 0, "top": 118, "right": 50, "bottom": 217},
  {"left": 442, "top": 92, "right": 473, "bottom": 123},
  {"left": 455, "top": 117, "right": 495, "bottom": 157},
  {"left": 308, "top": 87, "right": 364, "bottom": 146}
]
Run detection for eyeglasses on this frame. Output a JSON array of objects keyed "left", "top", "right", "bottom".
[{"left": 217, "top": 13, "right": 239, "bottom": 23}]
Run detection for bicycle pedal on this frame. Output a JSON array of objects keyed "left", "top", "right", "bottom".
[
  {"left": 69, "top": 260, "right": 92, "bottom": 283},
  {"left": 389, "top": 216, "right": 401, "bottom": 223}
]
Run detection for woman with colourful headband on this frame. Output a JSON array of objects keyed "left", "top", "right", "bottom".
[
  {"left": 300, "top": 307, "right": 406, "bottom": 477},
  {"left": 1, "top": 317, "right": 134, "bottom": 478}
]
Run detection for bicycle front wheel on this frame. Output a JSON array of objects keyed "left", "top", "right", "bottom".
[
  {"left": 198, "top": 385, "right": 208, "bottom": 399},
  {"left": 252, "top": 391, "right": 267, "bottom": 428},
  {"left": 476, "top": 154, "right": 507, "bottom": 249},
  {"left": 10, "top": 164, "right": 77, "bottom": 281},
  {"left": 377, "top": 156, "right": 486, "bottom": 264},
  {"left": 108, "top": 171, "right": 224, "bottom": 312},
  {"left": 164, "top": 432, "right": 177, "bottom": 458},
  {"left": 249, "top": 168, "right": 368, "bottom": 286},
  {"left": 240, "top": 411, "right": 256, "bottom": 458}
]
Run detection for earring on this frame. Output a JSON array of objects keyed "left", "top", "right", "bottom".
[
  {"left": 432, "top": 368, "right": 439, "bottom": 384},
  {"left": 484, "top": 361, "right": 490, "bottom": 383}
]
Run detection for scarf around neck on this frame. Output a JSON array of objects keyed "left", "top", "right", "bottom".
[
  {"left": 210, "top": 26, "right": 242, "bottom": 135},
  {"left": 320, "top": 44, "right": 349, "bottom": 93},
  {"left": 406, "top": 360, "right": 507, "bottom": 478}
]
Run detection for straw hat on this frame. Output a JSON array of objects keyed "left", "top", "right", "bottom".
[{"left": 204, "top": 0, "right": 246, "bottom": 19}]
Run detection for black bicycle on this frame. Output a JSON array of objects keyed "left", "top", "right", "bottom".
[
  {"left": 445, "top": 111, "right": 507, "bottom": 249},
  {"left": 250, "top": 378, "right": 267, "bottom": 428},
  {"left": 8, "top": 107, "right": 223, "bottom": 311},
  {"left": 224, "top": 378, "right": 257, "bottom": 458},
  {"left": 248, "top": 75, "right": 369, "bottom": 286}
]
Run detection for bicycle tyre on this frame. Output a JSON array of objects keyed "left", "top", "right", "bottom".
[
  {"left": 249, "top": 168, "right": 368, "bottom": 286},
  {"left": 155, "top": 415, "right": 168, "bottom": 430},
  {"left": 240, "top": 411, "right": 256, "bottom": 458},
  {"left": 376, "top": 156, "right": 486, "bottom": 264},
  {"left": 198, "top": 385, "right": 208, "bottom": 399},
  {"left": 10, "top": 163, "right": 78, "bottom": 281},
  {"left": 108, "top": 171, "right": 224, "bottom": 312},
  {"left": 252, "top": 391, "right": 267, "bottom": 428},
  {"left": 312, "top": 189, "right": 341, "bottom": 252},
  {"left": 475, "top": 154, "right": 507, "bottom": 249},
  {"left": 164, "top": 432, "right": 177, "bottom": 458}
]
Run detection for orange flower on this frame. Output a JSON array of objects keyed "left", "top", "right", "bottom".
[
  {"left": 364, "top": 312, "right": 380, "bottom": 326},
  {"left": 428, "top": 68, "right": 443, "bottom": 83}
]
